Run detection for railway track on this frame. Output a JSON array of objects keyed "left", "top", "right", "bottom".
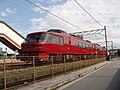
[
  {"left": 0, "top": 63, "right": 32, "bottom": 71},
  {"left": 0, "top": 61, "right": 50, "bottom": 71}
]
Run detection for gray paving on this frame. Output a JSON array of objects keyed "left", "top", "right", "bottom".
[{"left": 59, "top": 59, "right": 120, "bottom": 90}]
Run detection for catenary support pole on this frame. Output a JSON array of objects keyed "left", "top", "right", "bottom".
[{"left": 104, "top": 26, "right": 108, "bottom": 60}]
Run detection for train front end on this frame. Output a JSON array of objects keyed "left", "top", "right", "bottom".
[{"left": 18, "top": 32, "right": 50, "bottom": 62}]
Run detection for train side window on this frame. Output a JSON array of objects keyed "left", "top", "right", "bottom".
[
  {"left": 49, "top": 34, "right": 64, "bottom": 45},
  {"left": 86, "top": 44, "right": 90, "bottom": 48},
  {"left": 50, "top": 35, "right": 60, "bottom": 44},
  {"left": 97, "top": 46, "right": 103, "bottom": 50},
  {"left": 79, "top": 42, "right": 83, "bottom": 47},
  {"left": 90, "top": 45, "right": 92, "bottom": 48},
  {"left": 85, "top": 44, "right": 87, "bottom": 48},
  {"left": 96, "top": 46, "right": 100, "bottom": 50},
  {"left": 85, "top": 44, "right": 88, "bottom": 48},
  {"left": 59, "top": 37, "right": 64, "bottom": 44},
  {"left": 76, "top": 41, "right": 83, "bottom": 48},
  {"left": 83, "top": 43, "right": 86, "bottom": 48},
  {"left": 76, "top": 42, "right": 79, "bottom": 47},
  {"left": 88, "top": 45, "right": 91, "bottom": 48}
]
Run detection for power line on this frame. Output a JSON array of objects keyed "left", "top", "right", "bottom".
[
  {"left": 74, "top": 0, "right": 103, "bottom": 27},
  {"left": 25, "top": 0, "right": 83, "bottom": 30},
  {"left": 5, "top": 0, "right": 81, "bottom": 31}
]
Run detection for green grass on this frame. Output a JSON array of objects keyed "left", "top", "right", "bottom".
[{"left": 0, "top": 58, "right": 105, "bottom": 77}]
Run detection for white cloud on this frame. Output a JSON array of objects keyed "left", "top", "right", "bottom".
[
  {"left": 37, "top": 0, "right": 44, "bottom": 2},
  {"left": 37, "top": 0, "right": 64, "bottom": 5},
  {"left": 6, "top": 8, "right": 16, "bottom": 13},
  {"left": 30, "top": 18, "right": 50, "bottom": 32},
  {"left": 48, "top": 0, "right": 63, "bottom": 4},
  {"left": 1, "top": 12, "right": 7, "bottom": 17},
  {"left": 0, "top": 8, "right": 17, "bottom": 17},
  {"left": 32, "top": 6, "right": 47, "bottom": 14},
  {"left": 30, "top": 0, "right": 120, "bottom": 48}
]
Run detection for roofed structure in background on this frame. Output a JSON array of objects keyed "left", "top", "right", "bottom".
[{"left": 0, "top": 20, "right": 25, "bottom": 51}]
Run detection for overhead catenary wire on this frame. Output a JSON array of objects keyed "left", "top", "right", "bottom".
[
  {"left": 25, "top": 0, "right": 83, "bottom": 30},
  {"left": 5, "top": 0, "right": 106, "bottom": 41},
  {"left": 5, "top": 0, "right": 80, "bottom": 32},
  {"left": 74, "top": 0, "right": 103, "bottom": 27}
]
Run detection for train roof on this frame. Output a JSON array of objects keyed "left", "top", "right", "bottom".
[
  {"left": 28, "top": 29, "right": 82, "bottom": 38},
  {"left": 47, "top": 29, "right": 67, "bottom": 34},
  {"left": 27, "top": 29, "right": 69, "bottom": 37}
]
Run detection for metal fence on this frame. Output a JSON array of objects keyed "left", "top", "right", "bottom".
[{"left": 0, "top": 55, "right": 106, "bottom": 90}]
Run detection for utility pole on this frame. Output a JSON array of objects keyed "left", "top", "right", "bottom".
[
  {"left": 111, "top": 41, "right": 113, "bottom": 55},
  {"left": 104, "top": 26, "right": 108, "bottom": 60},
  {"left": 108, "top": 41, "right": 113, "bottom": 56},
  {"left": 107, "top": 41, "right": 113, "bottom": 58}
]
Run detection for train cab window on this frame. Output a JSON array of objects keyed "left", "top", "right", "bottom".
[
  {"left": 26, "top": 33, "right": 49, "bottom": 42},
  {"left": 26, "top": 33, "right": 63, "bottom": 45}
]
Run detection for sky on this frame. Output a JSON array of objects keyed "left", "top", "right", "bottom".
[{"left": 0, "top": 0, "right": 120, "bottom": 53}]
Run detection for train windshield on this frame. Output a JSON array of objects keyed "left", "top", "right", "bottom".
[
  {"left": 26, "top": 33, "right": 49, "bottom": 42},
  {"left": 26, "top": 33, "right": 64, "bottom": 44}
]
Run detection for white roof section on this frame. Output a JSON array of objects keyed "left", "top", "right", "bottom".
[{"left": 0, "top": 20, "right": 25, "bottom": 51}]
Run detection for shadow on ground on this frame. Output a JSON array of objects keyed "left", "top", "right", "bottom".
[{"left": 106, "top": 68, "right": 120, "bottom": 90}]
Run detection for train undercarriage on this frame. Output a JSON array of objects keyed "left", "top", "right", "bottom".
[{"left": 17, "top": 54, "right": 106, "bottom": 65}]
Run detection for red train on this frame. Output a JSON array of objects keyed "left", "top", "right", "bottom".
[{"left": 18, "top": 29, "right": 107, "bottom": 62}]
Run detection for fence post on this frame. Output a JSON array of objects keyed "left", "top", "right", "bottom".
[
  {"left": 86, "top": 55, "right": 88, "bottom": 66},
  {"left": 3, "top": 56, "right": 6, "bottom": 90},
  {"left": 79, "top": 55, "right": 81, "bottom": 69},
  {"left": 92, "top": 54, "right": 94, "bottom": 65},
  {"left": 51, "top": 56, "right": 54, "bottom": 78},
  {"left": 64, "top": 55, "right": 66, "bottom": 73},
  {"left": 92, "top": 54, "right": 95, "bottom": 65},
  {"left": 33, "top": 56, "right": 35, "bottom": 83},
  {"left": 88, "top": 55, "right": 90, "bottom": 66},
  {"left": 73, "top": 56, "right": 75, "bottom": 71},
  {"left": 94, "top": 54, "right": 96, "bottom": 64},
  {"left": 96, "top": 55, "right": 98, "bottom": 63}
]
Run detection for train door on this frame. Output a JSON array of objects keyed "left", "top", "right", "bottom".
[{"left": 67, "top": 37, "right": 71, "bottom": 52}]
